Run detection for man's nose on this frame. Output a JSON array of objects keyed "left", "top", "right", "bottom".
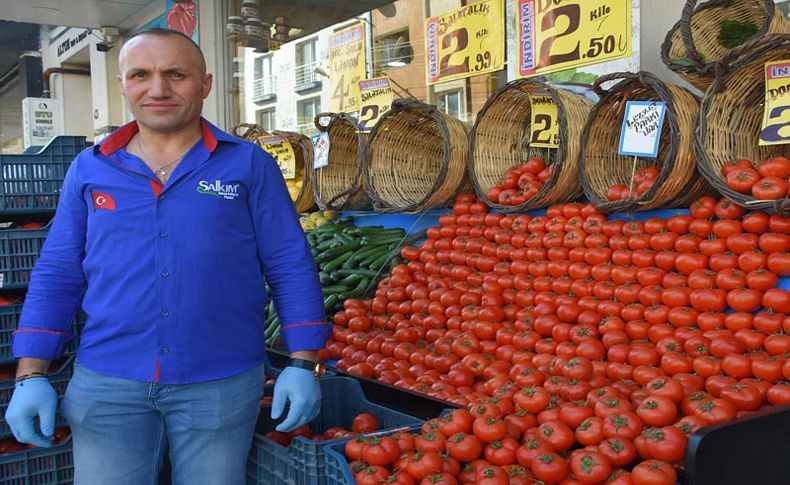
[{"left": 148, "top": 74, "right": 171, "bottom": 97}]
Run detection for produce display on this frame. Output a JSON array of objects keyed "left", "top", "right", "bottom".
[
  {"left": 486, "top": 158, "right": 553, "bottom": 206},
  {"left": 299, "top": 209, "right": 340, "bottom": 231},
  {"left": 322, "top": 193, "right": 790, "bottom": 484},
  {"left": 265, "top": 412, "right": 381, "bottom": 448},
  {"left": 605, "top": 167, "right": 659, "bottom": 202},
  {"left": 722, "top": 156, "right": 790, "bottom": 200}
]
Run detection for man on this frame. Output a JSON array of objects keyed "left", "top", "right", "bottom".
[{"left": 4, "top": 28, "right": 329, "bottom": 484}]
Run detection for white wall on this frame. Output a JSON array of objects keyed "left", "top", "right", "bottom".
[{"left": 640, "top": 0, "right": 698, "bottom": 93}]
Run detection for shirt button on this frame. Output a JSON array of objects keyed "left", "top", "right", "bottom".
[
  {"left": 161, "top": 310, "right": 170, "bottom": 317},
  {"left": 159, "top": 231, "right": 168, "bottom": 238},
  {"left": 160, "top": 271, "right": 169, "bottom": 277},
  {"left": 161, "top": 347, "right": 170, "bottom": 354},
  {"left": 159, "top": 194, "right": 166, "bottom": 200}
]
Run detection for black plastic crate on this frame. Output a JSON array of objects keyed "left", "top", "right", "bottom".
[
  {"left": 0, "top": 224, "right": 50, "bottom": 290},
  {"left": 0, "top": 436, "right": 73, "bottom": 484},
  {"left": 246, "top": 376, "right": 422, "bottom": 485},
  {"left": 0, "top": 136, "right": 84, "bottom": 214}
]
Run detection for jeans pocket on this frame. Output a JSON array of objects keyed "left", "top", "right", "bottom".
[{"left": 185, "top": 367, "right": 263, "bottom": 431}]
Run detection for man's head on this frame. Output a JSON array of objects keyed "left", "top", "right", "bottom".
[{"left": 118, "top": 28, "right": 212, "bottom": 134}]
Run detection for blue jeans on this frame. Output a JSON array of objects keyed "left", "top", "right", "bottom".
[{"left": 60, "top": 361, "right": 264, "bottom": 485}]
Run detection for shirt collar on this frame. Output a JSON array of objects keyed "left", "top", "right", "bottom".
[{"left": 96, "top": 118, "right": 239, "bottom": 156}]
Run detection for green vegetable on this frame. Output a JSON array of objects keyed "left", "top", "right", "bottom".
[
  {"left": 340, "top": 277, "right": 371, "bottom": 299},
  {"left": 718, "top": 19, "right": 758, "bottom": 49}
]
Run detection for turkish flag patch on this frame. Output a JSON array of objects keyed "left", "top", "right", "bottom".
[{"left": 91, "top": 192, "right": 116, "bottom": 210}]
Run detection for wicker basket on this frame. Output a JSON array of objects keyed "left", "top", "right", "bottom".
[
  {"left": 695, "top": 34, "right": 790, "bottom": 214},
  {"left": 468, "top": 79, "right": 593, "bottom": 212},
  {"left": 311, "top": 113, "right": 369, "bottom": 211},
  {"left": 661, "top": 0, "right": 790, "bottom": 92},
  {"left": 231, "top": 123, "right": 317, "bottom": 213},
  {"left": 580, "top": 72, "right": 713, "bottom": 213},
  {"left": 363, "top": 99, "right": 470, "bottom": 213}
]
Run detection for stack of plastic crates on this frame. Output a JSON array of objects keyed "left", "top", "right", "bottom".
[{"left": 0, "top": 136, "right": 85, "bottom": 485}]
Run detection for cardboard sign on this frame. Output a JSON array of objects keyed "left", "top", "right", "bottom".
[
  {"left": 312, "top": 132, "right": 330, "bottom": 169},
  {"left": 259, "top": 135, "right": 296, "bottom": 179},
  {"left": 425, "top": 0, "right": 505, "bottom": 85},
  {"left": 517, "top": 0, "right": 631, "bottom": 78},
  {"left": 759, "top": 59, "right": 790, "bottom": 146},
  {"left": 329, "top": 23, "right": 367, "bottom": 113},
  {"left": 618, "top": 101, "right": 667, "bottom": 158},
  {"left": 358, "top": 77, "right": 393, "bottom": 132},
  {"left": 528, "top": 88, "right": 559, "bottom": 148}
]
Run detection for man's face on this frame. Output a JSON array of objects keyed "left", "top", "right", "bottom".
[{"left": 118, "top": 34, "right": 212, "bottom": 134}]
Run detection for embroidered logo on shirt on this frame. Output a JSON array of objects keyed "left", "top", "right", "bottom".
[
  {"left": 197, "top": 180, "right": 240, "bottom": 200},
  {"left": 91, "top": 192, "right": 117, "bottom": 210}
]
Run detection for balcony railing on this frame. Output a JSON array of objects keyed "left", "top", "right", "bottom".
[
  {"left": 252, "top": 75, "right": 276, "bottom": 101},
  {"left": 295, "top": 61, "right": 320, "bottom": 88},
  {"left": 295, "top": 118, "right": 316, "bottom": 135}
]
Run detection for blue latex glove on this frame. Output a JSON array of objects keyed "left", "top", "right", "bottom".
[
  {"left": 5, "top": 377, "right": 57, "bottom": 448},
  {"left": 270, "top": 366, "right": 321, "bottom": 432}
]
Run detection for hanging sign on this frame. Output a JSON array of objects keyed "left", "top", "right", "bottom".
[
  {"left": 259, "top": 135, "right": 296, "bottom": 179},
  {"left": 759, "top": 59, "right": 790, "bottom": 146},
  {"left": 425, "top": 0, "right": 505, "bottom": 85},
  {"left": 22, "top": 97, "right": 63, "bottom": 149},
  {"left": 527, "top": 88, "right": 559, "bottom": 148},
  {"left": 358, "top": 77, "right": 393, "bottom": 132},
  {"left": 329, "top": 23, "right": 367, "bottom": 113},
  {"left": 517, "top": 0, "right": 632, "bottom": 78},
  {"left": 618, "top": 101, "right": 667, "bottom": 158},
  {"left": 312, "top": 132, "right": 330, "bottom": 169}
]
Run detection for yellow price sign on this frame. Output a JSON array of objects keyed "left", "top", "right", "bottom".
[
  {"left": 329, "top": 23, "right": 367, "bottom": 113},
  {"left": 425, "top": 0, "right": 505, "bottom": 85},
  {"left": 528, "top": 89, "right": 559, "bottom": 148},
  {"left": 517, "top": 0, "right": 631, "bottom": 78},
  {"left": 259, "top": 135, "right": 296, "bottom": 179},
  {"left": 759, "top": 60, "right": 790, "bottom": 146},
  {"left": 358, "top": 77, "right": 393, "bottom": 132}
]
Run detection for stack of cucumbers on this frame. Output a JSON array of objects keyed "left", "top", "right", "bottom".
[{"left": 264, "top": 217, "right": 425, "bottom": 347}]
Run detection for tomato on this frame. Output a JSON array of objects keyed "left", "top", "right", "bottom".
[
  {"left": 726, "top": 288, "right": 763, "bottom": 313},
  {"left": 475, "top": 465, "right": 510, "bottom": 485},
  {"left": 631, "top": 460, "right": 677, "bottom": 485},
  {"left": 751, "top": 176, "right": 788, "bottom": 200},
  {"left": 419, "top": 472, "right": 457, "bottom": 485},
  {"left": 569, "top": 450, "right": 612, "bottom": 485},
  {"left": 766, "top": 382, "right": 790, "bottom": 405},
  {"left": 635, "top": 396, "right": 677, "bottom": 427},
  {"left": 689, "top": 197, "right": 717, "bottom": 219},
  {"left": 473, "top": 416, "right": 508, "bottom": 442},
  {"left": 538, "top": 420, "right": 575, "bottom": 452},
  {"left": 742, "top": 211, "right": 771, "bottom": 234},
  {"left": 598, "top": 437, "right": 636, "bottom": 468},
  {"left": 604, "top": 470, "right": 635, "bottom": 485},
  {"left": 575, "top": 417, "right": 605, "bottom": 446},
  {"left": 363, "top": 436, "right": 402, "bottom": 466},
  {"left": 531, "top": 452, "right": 569, "bottom": 484},
  {"left": 693, "top": 398, "right": 737, "bottom": 424},
  {"left": 484, "top": 437, "right": 520, "bottom": 466},
  {"left": 405, "top": 450, "right": 444, "bottom": 480},
  {"left": 763, "top": 288, "right": 790, "bottom": 313},
  {"left": 438, "top": 409, "right": 474, "bottom": 437},
  {"left": 721, "top": 159, "right": 753, "bottom": 175},
  {"left": 726, "top": 168, "right": 760, "bottom": 193},
  {"left": 356, "top": 465, "right": 390, "bottom": 485},
  {"left": 602, "top": 412, "right": 643, "bottom": 441},
  {"left": 714, "top": 198, "right": 746, "bottom": 220},
  {"left": 756, "top": 156, "right": 790, "bottom": 178},
  {"left": 415, "top": 432, "right": 446, "bottom": 453}
]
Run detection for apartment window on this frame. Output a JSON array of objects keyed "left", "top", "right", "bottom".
[
  {"left": 374, "top": 29, "right": 414, "bottom": 75},
  {"left": 296, "top": 97, "right": 321, "bottom": 134},
  {"left": 257, "top": 109, "right": 276, "bottom": 132},
  {"left": 436, "top": 89, "right": 465, "bottom": 121},
  {"left": 295, "top": 39, "right": 319, "bottom": 88},
  {"left": 253, "top": 55, "right": 276, "bottom": 101}
]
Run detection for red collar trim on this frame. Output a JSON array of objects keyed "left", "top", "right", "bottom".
[{"left": 98, "top": 119, "right": 218, "bottom": 156}]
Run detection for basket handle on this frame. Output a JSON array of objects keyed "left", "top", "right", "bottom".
[
  {"left": 314, "top": 112, "right": 337, "bottom": 132},
  {"left": 712, "top": 33, "right": 790, "bottom": 92},
  {"left": 592, "top": 71, "right": 664, "bottom": 97},
  {"left": 231, "top": 123, "right": 264, "bottom": 141},
  {"left": 678, "top": 0, "right": 706, "bottom": 70}
]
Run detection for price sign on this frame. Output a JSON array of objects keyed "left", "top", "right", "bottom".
[
  {"left": 329, "top": 23, "right": 367, "bottom": 113},
  {"left": 759, "top": 60, "right": 790, "bottom": 146},
  {"left": 618, "top": 101, "right": 667, "bottom": 158},
  {"left": 358, "top": 77, "right": 393, "bottom": 132},
  {"left": 425, "top": 0, "right": 505, "bottom": 85},
  {"left": 311, "top": 132, "right": 330, "bottom": 169},
  {"left": 259, "top": 135, "right": 296, "bottom": 179},
  {"left": 517, "top": 0, "right": 631, "bottom": 78},
  {"left": 528, "top": 88, "right": 559, "bottom": 148}
]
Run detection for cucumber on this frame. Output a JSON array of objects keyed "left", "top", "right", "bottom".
[
  {"left": 264, "top": 316, "right": 280, "bottom": 339},
  {"left": 321, "top": 284, "right": 350, "bottom": 295},
  {"left": 332, "top": 268, "right": 379, "bottom": 278},
  {"left": 334, "top": 273, "right": 363, "bottom": 286},
  {"left": 339, "top": 277, "right": 371, "bottom": 299},
  {"left": 321, "top": 251, "right": 354, "bottom": 272},
  {"left": 323, "top": 294, "right": 339, "bottom": 310}
]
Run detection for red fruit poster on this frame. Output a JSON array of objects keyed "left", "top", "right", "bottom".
[{"left": 165, "top": 0, "right": 199, "bottom": 43}]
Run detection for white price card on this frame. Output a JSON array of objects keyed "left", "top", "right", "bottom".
[
  {"left": 312, "top": 132, "right": 330, "bottom": 169},
  {"left": 618, "top": 101, "right": 667, "bottom": 158}
]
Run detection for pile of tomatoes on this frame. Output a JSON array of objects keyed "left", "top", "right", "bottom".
[
  {"left": 605, "top": 167, "right": 659, "bottom": 202},
  {"left": 263, "top": 412, "right": 380, "bottom": 448},
  {"left": 0, "top": 428, "right": 70, "bottom": 454},
  {"left": 721, "top": 156, "right": 790, "bottom": 200},
  {"left": 324, "top": 193, "right": 790, "bottom": 484},
  {"left": 486, "top": 158, "right": 552, "bottom": 206}
]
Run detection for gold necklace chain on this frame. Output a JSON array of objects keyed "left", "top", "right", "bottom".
[{"left": 136, "top": 136, "right": 191, "bottom": 178}]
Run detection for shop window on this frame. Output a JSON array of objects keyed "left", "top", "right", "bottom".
[
  {"left": 253, "top": 54, "right": 276, "bottom": 101},
  {"left": 374, "top": 29, "right": 414, "bottom": 74},
  {"left": 296, "top": 97, "right": 321, "bottom": 134},
  {"left": 436, "top": 89, "right": 465, "bottom": 121},
  {"left": 295, "top": 38, "right": 320, "bottom": 89},
  {"left": 257, "top": 109, "right": 276, "bottom": 132}
]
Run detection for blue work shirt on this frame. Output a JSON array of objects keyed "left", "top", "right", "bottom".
[{"left": 12, "top": 119, "right": 330, "bottom": 384}]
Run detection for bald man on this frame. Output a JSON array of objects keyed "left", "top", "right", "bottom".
[{"left": 5, "top": 28, "right": 329, "bottom": 485}]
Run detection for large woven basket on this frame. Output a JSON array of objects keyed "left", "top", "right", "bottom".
[
  {"left": 695, "top": 34, "right": 790, "bottom": 214},
  {"left": 231, "top": 124, "right": 316, "bottom": 213},
  {"left": 661, "top": 0, "right": 790, "bottom": 92},
  {"left": 311, "top": 113, "right": 369, "bottom": 211},
  {"left": 468, "top": 79, "right": 593, "bottom": 212},
  {"left": 363, "top": 99, "right": 470, "bottom": 213},
  {"left": 580, "top": 72, "right": 713, "bottom": 213}
]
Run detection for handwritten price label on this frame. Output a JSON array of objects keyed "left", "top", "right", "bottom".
[
  {"left": 618, "top": 101, "right": 667, "bottom": 158},
  {"left": 425, "top": 0, "right": 505, "bottom": 85},
  {"left": 358, "top": 77, "right": 393, "bottom": 132},
  {"left": 259, "top": 135, "right": 296, "bottom": 179},
  {"left": 329, "top": 23, "right": 366, "bottom": 113},
  {"left": 759, "top": 60, "right": 790, "bottom": 146},
  {"left": 518, "top": 0, "right": 631, "bottom": 78},
  {"left": 528, "top": 88, "right": 559, "bottom": 148}
]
